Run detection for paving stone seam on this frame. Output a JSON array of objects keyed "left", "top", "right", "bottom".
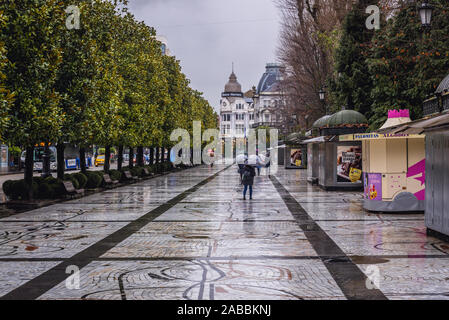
[
  {"left": 270, "top": 175, "right": 388, "bottom": 301},
  {"left": 2, "top": 254, "right": 448, "bottom": 262}
]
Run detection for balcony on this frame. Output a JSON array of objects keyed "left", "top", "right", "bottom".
[{"left": 423, "top": 97, "right": 440, "bottom": 116}]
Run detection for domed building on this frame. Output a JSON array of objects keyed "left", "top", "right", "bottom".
[
  {"left": 219, "top": 69, "right": 255, "bottom": 141},
  {"left": 252, "top": 63, "right": 287, "bottom": 131}
]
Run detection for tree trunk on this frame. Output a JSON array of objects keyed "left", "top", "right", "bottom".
[
  {"left": 128, "top": 147, "right": 133, "bottom": 168},
  {"left": 56, "top": 143, "right": 65, "bottom": 179},
  {"left": 117, "top": 145, "right": 123, "bottom": 171},
  {"left": 104, "top": 145, "right": 111, "bottom": 173},
  {"left": 24, "top": 146, "right": 34, "bottom": 200},
  {"left": 79, "top": 146, "right": 87, "bottom": 174},
  {"left": 137, "top": 146, "right": 144, "bottom": 167},
  {"left": 155, "top": 147, "right": 160, "bottom": 164},
  {"left": 150, "top": 147, "right": 154, "bottom": 165}
]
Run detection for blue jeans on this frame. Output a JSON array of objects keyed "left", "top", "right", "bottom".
[{"left": 243, "top": 185, "right": 253, "bottom": 198}]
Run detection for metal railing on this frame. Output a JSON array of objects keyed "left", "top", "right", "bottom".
[
  {"left": 423, "top": 97, "right": 440, "bottom": 116},
  {"left": 442, "top": 94, "right": 449, "bottom": 112}
]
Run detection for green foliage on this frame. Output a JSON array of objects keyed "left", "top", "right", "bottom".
[
  {"left": 8, "top": 146, "right": 20, "bottom": 157},
  {"left": 109, "top": 170, "right": 122, "bottom": 181},
  {"left": 329, "top": 1, "right": 379, "bottom": 118},
  {"left": 0, "top": 0, "right": 217, "bottom": 196},
  {"left": 2, "top": 180, "right": 13, "bottom": 196},
  {"left": 51, "top": 180, "right": 66, "bottom": 198},
  {"left": 0, "top": 0, "right": 66, "bottom": 147},
  {"left": 0, "top": 10, "right": 13, "bottom": 137},
  {"left": 37, "top": 183, "right": 53, "bottom": 199},
  {"left": 131, "top": 167, "right": 144, "bottom": 178},
  {"left": 44, "top": 176, "right": 57, "bottom": 184},
  {"left": 73, "top": 172, "right": 87, "bottom": 189},
  {"left": 85, "top": 171, "right": 102, "bottom": 189},
  {"left": 10, "top": 180, "right": 30, "bottom": 200},
  {"left": 367, "top": 1, "right": 449, "bottom": 129}
]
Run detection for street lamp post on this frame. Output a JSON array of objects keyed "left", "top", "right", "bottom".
[
  {"left": 41, "top": 142, "right": 51, "bottom": 178},
  {"left": 418, "top": 2, "right": 434, "bottom": 29},
  {"left": 319, "top": 87, "right": 327, "bottom": 115}
]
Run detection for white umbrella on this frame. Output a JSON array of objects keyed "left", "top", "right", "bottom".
[
  {"left": 236, "top": 154, "right": 247, "bottom": 164},
  {"left": 248, "top": 155, "right": 265, "bottom": 166}
]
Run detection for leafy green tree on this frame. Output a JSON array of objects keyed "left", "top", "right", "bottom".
[
  {"left": 0, "top": 10, "right": 13, "bottom": 136},
  {"left": 54, "top": 0, "right": 107, "bottom": 177},
  {"left": 329, "top": 0, "right": 379, "bottom": 117},
  {"left": 367, "top": 0, "right": 449, "bottom": 129},
  {"left": 1, "top": 0, "right": 66, "bottom": 194}
]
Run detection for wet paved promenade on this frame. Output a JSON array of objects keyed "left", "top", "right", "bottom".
[{"left": 0, "top": 164, "right": 448, "bottom": 300}]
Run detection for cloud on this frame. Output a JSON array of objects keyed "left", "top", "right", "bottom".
[{"left": 127, "top": 0, "right": 281, "bottom": 112}]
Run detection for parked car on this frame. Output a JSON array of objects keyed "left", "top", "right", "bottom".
[{"left": 95, "top": 155, "right": 105, "bottom": 167}]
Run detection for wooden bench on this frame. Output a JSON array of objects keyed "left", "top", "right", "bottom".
[
  {"left": 63, "top": 181, "right": 84, "bottom": 198},
  {"left": 123, "top": 170, "right": 139, "bottom": 182},
  {"left": 103, "top": 174, "right": 119, "bottom": 188}
]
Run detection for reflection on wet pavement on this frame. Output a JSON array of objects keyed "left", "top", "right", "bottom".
[{"left": 0, "top": 164, "right": 448, "bottom": 300}]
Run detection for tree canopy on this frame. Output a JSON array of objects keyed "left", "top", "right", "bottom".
[{"left": 0, "top": 0, "right": 217, "bottom": 191}]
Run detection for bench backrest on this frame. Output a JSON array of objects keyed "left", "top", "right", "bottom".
[
  {"left": 143, "top": 168, "right": 150, "bottom": 175},
  {"left": 103, "top": 174, "right": 112, "bottom": 183},
  {"left": 124, "top": 171, "right": 132, "bottom": 178},
  {"left": 63, "top": 181, "right": 76, "bottom": 193}
]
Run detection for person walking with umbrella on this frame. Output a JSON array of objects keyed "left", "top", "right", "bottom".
[
  {"left": 236, "top": 154, "right": 247, "bottom": 185},
  {"left": 242, "top": 162, "right": 256, "bottom": 200}
]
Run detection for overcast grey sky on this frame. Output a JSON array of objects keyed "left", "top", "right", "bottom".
[{"left": 127, "top": 0, "right": 281, "bottom": 112}]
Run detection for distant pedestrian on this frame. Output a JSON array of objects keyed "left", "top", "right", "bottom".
[
  {"left": 208, "top": 149, "right": 215, "bottom": 167},
  {"left": 242, "top": 164, "right": 256, "bottom": 200},
  {"left": 265, "top": 152, "right": 271, "bottom": 176}
]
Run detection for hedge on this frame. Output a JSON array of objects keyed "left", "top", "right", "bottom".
[{"left": 85, "top": 171, "right": 102, "bottom": 189}]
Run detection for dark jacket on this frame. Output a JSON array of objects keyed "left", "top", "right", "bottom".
[{"left": 242, "top": 165, "right": 256, "bottom": 186}]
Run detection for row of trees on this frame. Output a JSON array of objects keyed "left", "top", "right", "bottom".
[
  {"left": 277, "top": 0, "right": 449, "bottom": 130},
  {"left": 0, "top": 0, "right": 217, "bottom": 197}
]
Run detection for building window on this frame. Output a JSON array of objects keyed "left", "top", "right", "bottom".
[
  {"left": 221, "top": 124, "right": 231, "bottom": 134},
  {"left": 222, "top": 114, "right": 231, "bottom": 122},
  {"left": 236, "top": 124, "right": 245, "bottom": 135},
  {"left": 249, "top": 114, "right": 254, "bottom": 121},
  {"left": 264, "top": 113, "right": 270, "bottom": 122},
  {"left": 235, "top": 113, "right": 244, "bottom": 121}
]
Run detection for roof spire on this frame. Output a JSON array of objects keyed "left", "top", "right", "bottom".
[{"left": 232, "top": 62, "right": 234, "bottom": 73}]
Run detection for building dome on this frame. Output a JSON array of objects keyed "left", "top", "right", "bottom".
[
  {"left": 256, "top": 63, "right": 284, "bottom": 94},
  {"left": 312, "top": 115, "right": 332, "bottom": 128},
  {"left": 328, "top": 110, "right": 368, "bottom": 127},
  {"left": 436, "top": 74, "right": 449, "bottom": 94},
  {"left": 224, "top": 72, "right": 242, "bottom": 93}
]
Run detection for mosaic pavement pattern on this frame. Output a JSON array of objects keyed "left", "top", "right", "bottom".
[{"left": 0, "top": 164, "right": 448, "bottom": 300}]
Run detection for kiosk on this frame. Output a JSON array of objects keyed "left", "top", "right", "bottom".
[
  {"left": 304, "top": 109, "right": 368, "bottom": 190},
  {"left": 284, "top": 133, "right": 307, "bottom": 169},
  {"left": 341, "top": 110, "right": 426, "bottom": 212}
]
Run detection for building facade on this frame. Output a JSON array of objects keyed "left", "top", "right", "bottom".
[
  {"left": 252, "top": 63, "right": 286, "bottom": 131},
  {"left": 218, "top": 63, "right": 290, "bottom": 149},
  {"left": 219, "top": 71, "right": 255, "bottom": 141}
]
